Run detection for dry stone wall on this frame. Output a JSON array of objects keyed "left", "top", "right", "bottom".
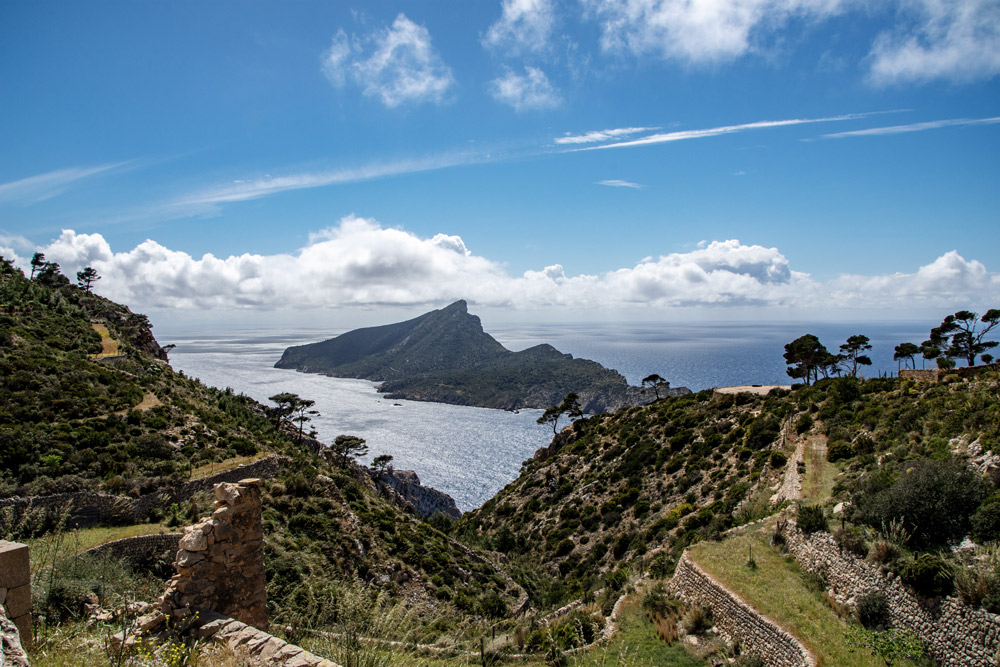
[
  {"left": 194, "top": 612, "right": 340, "bottom": 667},
  {"left": 158, "top": 479, "right": 268, "bottom": 630},
  {"left": 0, "top": 540, "right": 30, "bottom": 657},
  {"left": 785, "top": 522, "right": 1000, "bottom": 666},
  {"left": 83, "top": 533, "right": 181, "bottom": 565},
  {"left": 670, "top": 554, "right": 816, "bottom": 667},
  {"left": 0, "top": 456, "right": 287, "bottom": 529}
]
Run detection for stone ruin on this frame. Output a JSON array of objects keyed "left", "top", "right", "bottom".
[
  {"left": 1, "top": 540, "right": 31, "bottom": 667},
  {"left": 155, "top": 478, "right": 268, "bottom": 630}
]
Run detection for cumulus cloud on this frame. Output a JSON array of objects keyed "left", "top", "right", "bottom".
[
  {"left": 321, "top": 14, "right": 455, "bottom": 108},
  {"left": 489, "top": 66, "right": 562, "bottom": 111},
  {"left": 869, "top": 0, "right": 1000, "bottom": 84},
  {"left": 24, "top": 221, "right": 997, "bottom": 314},
  {"left": 582, "top": 0, "right": 850, "bottom": 64},
  {"left": 484, "top": 0, "right": 556, "bottom": 54}
]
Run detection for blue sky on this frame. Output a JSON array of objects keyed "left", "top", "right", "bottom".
[{"left": 1, "top": 0, "right": 998, "bottom": 326}]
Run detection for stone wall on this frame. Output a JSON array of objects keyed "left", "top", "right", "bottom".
[
  {"left": 0, "top": 456, "right": 287, "bottom": 529},
  {"left": 669, "top": 554, "right": 815, "bottom": 667},
  {"left": 1, "top": 603, "right": 29, "bottom": 667},
  {"left": 379, "top": 470, "right": 462, "bottom": 520},
  {"left": 158, "top": 479, "right": 268, "bottom": 630},
  {"left": 83, "top": 533, "right": 182, "bottom": 565},
  {"left": 0, "top": 540, "right": 31, "bottom": 656},
  {"left": 785, "top": 522, "right": 1000, "bottom": 666},
  {"left": 900, "top": 362, "right": 999, "bottom": 382}
]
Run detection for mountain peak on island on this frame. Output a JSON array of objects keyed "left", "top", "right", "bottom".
[{"left": 274, "top": 301, "right": 685, "bottom": 412}]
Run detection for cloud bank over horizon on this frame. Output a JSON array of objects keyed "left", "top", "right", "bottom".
[{"left": 4, "top": 217, "right": 996, "bottom": 317}]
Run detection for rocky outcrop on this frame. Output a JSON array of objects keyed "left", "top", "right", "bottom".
[
  {"left": 379, "top": 470, "right": 461, "bottom": 520},
  {"left": 670, "top": 553, "right": 815, "bottom": 667},
  {"left": 785, "top": 522, "right": 1000, "bottom": 666},
  {"left": 0, "top": 540, "right": 31, "bottom": 660},
  {"left": 158, "top": 479, "right": 268, "bottom": 630}
]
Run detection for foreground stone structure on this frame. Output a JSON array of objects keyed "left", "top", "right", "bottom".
[
  {"left": 0, "top": 540, "right": 31, "bottom": 658},
  {"left": 670, "top": 553, "right": 816, "bottom": 667},
  {"left": 158, "top": 479, "right": 268, "bottom": 630},
  {"left": 785, "top": 522, "right": 1000, "bottom": 666}
]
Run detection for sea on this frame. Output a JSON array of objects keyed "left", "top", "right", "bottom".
[{"left": 161, "top": 321, "right": 929, "bottom": 511}]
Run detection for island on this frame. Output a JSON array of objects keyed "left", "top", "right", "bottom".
[{"left": 274, "top": 300, "right": 688, "bottom": 412}]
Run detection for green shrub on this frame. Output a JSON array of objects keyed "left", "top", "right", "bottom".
[
  {"left": 900, "top": 553, "right": 954, "bottom": 598},
  {"left": 795, "top": 414, "right": 814, "bottom": 435},
  {"left": 769, "top": 451, "right": 788, "bottom": 468},
  {"left": 852, "top": 458, "right": 988, "bottom": 548},
  {"left": 856, "top": 590, "right": 890, "bottom": 629},
  {"left": 834, "top": 527, "right": 868, "bottom": 559},
  {"left": 827, "top": 441, "right": 855, "bottom": 462},
  {"left": 797, "top": 504, "right": 827, "bottom": 535}
]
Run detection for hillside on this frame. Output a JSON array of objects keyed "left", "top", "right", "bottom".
[
  {"left": 0, "top": 260, "right": 524, "bottom": 652},
  {"left": 275, "top": 299, "right": 683, "bottom": 412}
]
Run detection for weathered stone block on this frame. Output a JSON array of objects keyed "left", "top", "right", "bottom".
[
  {"left": 4, "top": 585, "right": 31, "bottom": 618},
  {"left": 0, "top": 541, "right": 29, "bottom": 589},
  {"left": 179, "top": 529, "right": 208, "bottom": 552}
]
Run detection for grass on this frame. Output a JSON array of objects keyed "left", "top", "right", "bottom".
[
  {"left": 688, "top": 523, "right": 922, "bottom": 667},
  {"left": 26, "top": 523, "right": 171, "bottom": 573},
  {"left": 188, "top": 453, "right": 269, "bottom": 481},
  {"left": 568, "top": 598, "right": 707, "bottom": 667},
  {"left": 801, "top": 434, "right": 837, "bottom": 502}
]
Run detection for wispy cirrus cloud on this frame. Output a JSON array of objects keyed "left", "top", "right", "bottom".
[
  {"left": 597, "top": 179, "right": 644, "bottom": 189},
  {"left": 321, "top": 14, "right": 455, "bottom": 108},
  {"left": 577, "top": 113, "right": 883, "bottom": 150},
  {"left": 821, "top": 115, "right": 1000, "bottom": 139},
  {"left": 175, "top": 153, "right": 479, "bottom": 207},
  {"left": 0, "top": 161, "right": 131, "bottom": 204},
  {"left": 555, "top": 126, "right": 660, "bottom": 145}
]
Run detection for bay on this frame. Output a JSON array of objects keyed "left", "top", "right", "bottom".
[{"left": 161, "top": 320, "right": 930, "bottom": 510}]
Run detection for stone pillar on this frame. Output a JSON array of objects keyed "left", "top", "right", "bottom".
[
  {"left": 0, "top": 540, "right": 31, "bottom": 649},
  {"left": 159, "top": 479, "right": 268, "bottom": 630}
]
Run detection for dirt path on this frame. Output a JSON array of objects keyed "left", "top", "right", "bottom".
[
  {"left": 771, "top": 428, "right": 807, "bottom": 503},
  {"left": 90, "top": 323, "right": 120, "bottom": 356}
]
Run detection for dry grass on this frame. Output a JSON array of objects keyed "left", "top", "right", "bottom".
[
  {"left": 188, "top": 453, "right": 268, "bottom": 481},
  {"left": 800, "top": 434, "right": 837, "bottom": 502},
  {"left": 89, "top": 323, "right": 120, "bottom": 357}
]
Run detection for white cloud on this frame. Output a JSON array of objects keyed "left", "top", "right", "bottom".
[
  {"left": 27, "top": 222, "right": 998, "bottom": 314},
  {"left": 578, "top": 113, "right": 874, "bottom": 150},
  {"left": 555, "top": 126, "right": 660, "bottom": 144},
  {"left": 490, "top": 66, "right": 562, "bottom": 111},
  {"left": 582, "top": 0, "right": 850, "bottom": 64},
  {"left": 869, "top": 0, "right": 1000, "bottom": 84},
  {"left": 321, "top": 14, "right": 455, "bottom": 108},
  {"left": 821, "top": 115, "right": 1000, "bottom": 138},
  {"left": 597, "top": 179, "right": 644, "bottom": 188},
  {"left": 484, "top": 0, "right": 556, "bottom": 54},
  {"left": 0, "top": 162, "right": 131, "bottom": 204}
]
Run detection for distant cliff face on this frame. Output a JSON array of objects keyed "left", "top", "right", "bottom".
[{"left": 274, "top": 300, "right": 675, "bottom": 412}]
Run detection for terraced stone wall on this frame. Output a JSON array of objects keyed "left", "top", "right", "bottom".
[
  {"left": 786, "top": 523, "right": 1000, "bottom": 667},
  {"left": 670, "top": 554, "right": 815, "bottom": 667}
]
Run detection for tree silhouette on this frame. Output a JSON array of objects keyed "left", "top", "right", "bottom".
[
  {"left": 640, "top": 373, "right": 670, "bottom": 400},
  {"left": 332, "top": 435, "right": 368, "bottom": 468},
  {"left": 537, "top": 392, "right": 584, "bottom": 435},
  {"left": 76, "top": 266, "right": 100, "bottom": 292},
  {"left": 30, "top": 252, "right": 46, "bottom": 279},
  {"left": 839, "top": 335, "right": 873, "bottom": 378},
  {"left": 268, "top": 392, "right": 302, "bottom": 429},
  {"left": 927, "top": 310, "right": 1000, "bottom": 366},
  {"left": 893, "top": 343, "right": 920, "bottom": 371},
  {"left": 372, "top": 454, "right": 393, "bottom": 479},
  {"left": 290, "top": 397, "right": 319, "bottom": 443},
  {"left": 783, "top": 334, "right": 834, "bottom": 385}
]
